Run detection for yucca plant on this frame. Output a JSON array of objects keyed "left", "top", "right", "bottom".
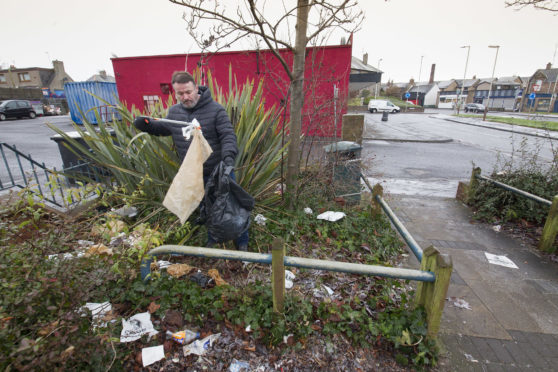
[
  {"left": 48, "top": 72, "right": 286, "bottom": 211},
  {"left": 209, "top": 69, "right": 287, "bottom": 204}
]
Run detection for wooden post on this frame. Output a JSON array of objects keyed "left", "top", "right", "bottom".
[
  {"left": 271, "top": 238, "right": 285, "bottom": 313},
  {"left": 415, "top": 246, "right": 453, "bottom": 339},
  {"left": 371, "top": 183, "right": 383, "bottom": 217},
  {"left": 539, "top": 195, "right": 558, "bottom": 253},
  {"left": 467, "top": 167, "right": 481, "bottom": 203}
]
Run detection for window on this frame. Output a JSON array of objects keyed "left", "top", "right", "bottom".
[
  {"left": 16, "top": 101, "right": 30, "bottom": 108},
  {"left": 0, "top": 74, "right": 6, "bottom": 83},
  {"left": 143, "top": 95, "right": 160, "bottom": 113},
  {"left": 18, "top": 72, "right": 30, "bottom": 82},
  {"left": 536, "top": 99, "right": 550, "bottom": 112}
]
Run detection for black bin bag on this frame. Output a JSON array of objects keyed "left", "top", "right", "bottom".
[{"left": 200, "top": 162, "right": 255, "bottom": 243}]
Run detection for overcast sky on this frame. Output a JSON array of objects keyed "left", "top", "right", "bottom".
[{"left": 1, "top": 0, "right": 556, "bottom": 83}]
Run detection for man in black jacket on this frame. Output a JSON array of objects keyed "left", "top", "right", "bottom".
[{"left": 134, "top": 71, "right": 249, "bottom": 251}]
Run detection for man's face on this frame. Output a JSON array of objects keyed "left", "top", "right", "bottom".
[{"left": 173, "top": 81, "right": 200, "bottom": 108}]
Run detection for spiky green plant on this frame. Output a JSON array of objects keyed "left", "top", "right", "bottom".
[
  {"left": 48, "top": 73, "right": 286, "bottom": 211},
  {"left": 209, "top": 69, "right": 287, "bottom": 203}
]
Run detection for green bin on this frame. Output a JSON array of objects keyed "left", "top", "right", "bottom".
[{"left": 323, "top": 141, "right": 362, "bottom": 203}]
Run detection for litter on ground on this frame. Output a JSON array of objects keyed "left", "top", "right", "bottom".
[
  {"left": 316, "top": 211, "right": 346, "bottom": 222},
  {"left": 485, "top": 252, "right": 519, "bottom": 269},
  {"left": 142, "top": 345, "right": 165, "bottom": 367},
  {"left": 120, "top": 312, "right": 158, "bottom": 342},
  {"left": 183, "top": 333, "right": 221, "bottom": 356}
]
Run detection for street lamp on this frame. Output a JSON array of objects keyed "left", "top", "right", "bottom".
[
  {"left": 417, "top": 55, "right": 424, "bottom": 105},
  {"left": 483, "top": 45, "right": 500, "bottom": 121},
  {"left": 457, "top": 46, "right": 470, "bottom": 114},
  {"left": 375, "top": 58, "right": 383, "bottom": 99}
]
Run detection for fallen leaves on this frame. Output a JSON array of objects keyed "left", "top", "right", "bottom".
[
  {"left": 208, "top": 269, "right": 228, "bottom": 286},
  {"left": 166, "top": 264, "right": 195, "bottom": 278}
]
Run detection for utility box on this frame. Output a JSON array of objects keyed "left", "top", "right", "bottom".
[
  {"left": 323, "top": 141, "right": 362, "bottom": 203},
  {"left": 50, "top": 131, "right": 113, "bottom": 185}
]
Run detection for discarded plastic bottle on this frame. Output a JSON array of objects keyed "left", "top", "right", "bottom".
[{"left": 166, "top": 329, "right": 200, "bottom": 344}]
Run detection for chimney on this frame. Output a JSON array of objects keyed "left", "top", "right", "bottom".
[
  {"left": 52, "top": 60, "right": 65, "bottom": 75},
  {"left": 100, "top": 70, "right": 107, "bottom": 78},
  {"left": 429, "top": 64, "right": 436, "bottom": 84},
  {"left": 363, "top": 53, "right": 368, "bottom": 66},
  {"left": 546, "top": 62, "right": 552, "bottom": 70}
]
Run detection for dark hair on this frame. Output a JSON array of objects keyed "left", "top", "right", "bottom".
[{"left": 171, "top": 71, "right": 195, "bottom": 85}]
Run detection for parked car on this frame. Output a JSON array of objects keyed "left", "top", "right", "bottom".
[
  {"left": 43, "top": 104, "right": 61, "bottom": 116},
  {"left": 0, "top": 100, "right": 37, "bottom": 121},
  {"left": 368, "top": 99, "right": 400, "bottom": 113},
  {"left": 464, "top": 103, "right": 485, "bottom": 113}
]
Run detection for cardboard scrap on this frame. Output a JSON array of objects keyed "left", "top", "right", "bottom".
[
  {"left": 86, "top": 243, "right": 113, "bottom": 256},
  {"left": 208, "top": 269, "right": 228, "bottom": 286},
  {"left": 166, "top": 263, "right": 195, "bottom": 278}
]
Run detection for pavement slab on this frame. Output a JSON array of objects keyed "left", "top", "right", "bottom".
[{"left": 387, "top": 194, "right": 558, "bottom": 371}]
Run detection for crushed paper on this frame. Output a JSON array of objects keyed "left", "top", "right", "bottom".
[
  {"left": 485, "top": 252, "right": 518, "bottom": 269},
  {"left": 120, "top": 312, "right": 158, "bottom": 342},
  {"left": 166, "top": 263, "right": 195, "bottom": 278},
  {"left": 208, "top": 269, "right": 228, "bottom": 286},
  {"left": 183, "top": 333, "right": 220, "bottom": 356},
  {"left": 142, "top": 345, "right": 165, "bottom": 367}
]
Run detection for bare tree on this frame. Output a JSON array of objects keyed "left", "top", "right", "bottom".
[
  {"left": 505, "top": 0, "right": 558, "bottom": 12},
  {"left": 168, "top": 0, "right": 363, "bottom": 208}
]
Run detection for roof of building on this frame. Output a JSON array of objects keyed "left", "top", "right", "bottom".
[
  {"left": 436, "top": 79, "right": 454, "bottom": 89},
  {"left": 409, "top": 83, "right": 436, "bottom": 93},
  {"left": 351, "top": 57, "right": 382, "bottom": 73},
  {"left": 86, "top": 71, "right": 116, "bottom": 83},
  {"left": 456, "top": 78, "right": 479, "bottom": 88},
  {"left": 494, "top": 76, "right": 522, "bottom": 85},
  {"left": 535, "top": 68, "right": 558, "bottom": 82}
]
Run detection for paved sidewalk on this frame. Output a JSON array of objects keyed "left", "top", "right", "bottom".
[{"left": 388, "top": 195, "right": 558, "bottom": 371}]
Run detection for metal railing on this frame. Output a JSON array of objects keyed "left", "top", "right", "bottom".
[
  {"left": 0, "top": 142, "right": 105, "bottom": 208},
  {"left": 469, "top": 167, "right": 558, "bottom": 253},
  {"left": 141, "top": 176, "right": 453, "bottom": 338}
]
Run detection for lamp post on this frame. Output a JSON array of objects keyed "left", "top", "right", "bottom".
[
  {"left": 375, "top": 58, "right": 383, "bottom": 99},
  {"left": 483, "top": 45, "right": 500, "bottom": 121},
  {"left": 416, "top": 55, "right": 424, "bottom": 105},
  {"left": 457, "top": 46, "right": 470, "bottom": 115}
]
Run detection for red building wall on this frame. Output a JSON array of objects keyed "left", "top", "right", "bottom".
[{"left": 111, "top": 44, "right": 351, "bottom": 137}]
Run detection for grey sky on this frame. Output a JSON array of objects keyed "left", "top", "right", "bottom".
[{"left": 1, "top": 0, "right": 556, "bottom": 83}]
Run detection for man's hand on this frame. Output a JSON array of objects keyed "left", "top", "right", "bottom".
[
  {"left": 223, "top": 156, "right": 235, "bottom": 167},
  {"left": 133, "top": 116, "right": 152, "bottom": 129}
]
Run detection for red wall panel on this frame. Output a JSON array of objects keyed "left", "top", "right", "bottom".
[{"left": 111, "top": 44, "right": 351, "bottom": 137}]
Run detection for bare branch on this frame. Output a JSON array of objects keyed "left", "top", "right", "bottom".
[
  {"left": 169, "top": 0, "right": 294, "bottom": 49},
  {"left": 505, "top": 0, "right": 558, "bottom": 12},
  {"left": 247, "top": 0, "right": 294, "bottom": 79}
]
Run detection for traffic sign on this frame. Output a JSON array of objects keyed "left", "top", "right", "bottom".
[
  {"left": 404, "top": 92, "right": 410, "bottom": 99},
  {"left": 529, "top": 93, "right": 536, "bottom": 100}
]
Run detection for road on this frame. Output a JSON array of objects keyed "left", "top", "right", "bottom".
[
  {"left": 1, "top": 112, "right": 556, "bottom": 200},
  {"left": 361, "top": 112, "right": 557, "bottom": 198},
  {"left": 1, "top": 115, "right": 76, "bottom": 169}
]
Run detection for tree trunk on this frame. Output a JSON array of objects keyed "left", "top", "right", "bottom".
[{"left": 285, "top": 0, "right": 309, "bottom": 209}]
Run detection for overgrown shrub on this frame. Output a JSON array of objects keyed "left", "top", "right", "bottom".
[{"left": 468, "top": 138, "right": 558, "bottom": 224}]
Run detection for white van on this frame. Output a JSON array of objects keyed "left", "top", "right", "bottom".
[{"left": 368, "top": 99, "right": 400, "bottom": 113}]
